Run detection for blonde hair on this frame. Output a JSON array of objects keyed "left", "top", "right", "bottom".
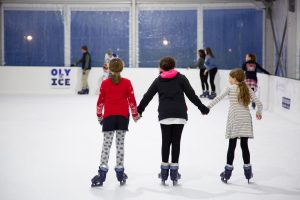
[
  {"left": 109, "top": 58, "right": 124, "bottom": 84},
  {"left": 229, "top": 69, "right": 250, "bottom": 107}
]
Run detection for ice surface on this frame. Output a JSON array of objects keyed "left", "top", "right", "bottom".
[{"left": 0, "top": 95, "right": 300, "bottom": 200}]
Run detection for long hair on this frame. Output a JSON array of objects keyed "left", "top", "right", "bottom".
[
  {"left": 109, "top": 58, "right": 124, "bottom": 84},
  {"left": 205, "top": 47, "right": 215, "bottom": 58},
  {"left": 229, "top": 69, "right": 251, "bottom": 107}
]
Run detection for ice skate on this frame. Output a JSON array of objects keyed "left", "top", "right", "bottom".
[
  {"left": 208, "top": 91, "right": 216, "bottom": 99},
  {"left": 243, "top": 164, "right": 253, "bottom": 183},
  {"left": 200, "top": 91, "right": 209, "bottom": 98},
  {"left": 220, "top": 164, "right": 233, "bottom": 183},
  {"left": 115, "top": 167, "right": 128, "bottom": 186},
  {"left": 78, "top": 88, "right": 89, "bottom": 95},
  {"left": 91, "top": 166, "right": 108, "bottom": 187},
  {"left": 170, "top": 163, "right": 181, "bottom": 186},
  {"left": 158, "top": 162, "right": 170, "bottom": 185}
]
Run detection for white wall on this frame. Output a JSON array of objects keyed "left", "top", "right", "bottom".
[
  {"left": 1, "top": 67, "right": 299, "bottom": 123},
  {"left": 297, "top": 0, "right": 300, "bottom": 79}
]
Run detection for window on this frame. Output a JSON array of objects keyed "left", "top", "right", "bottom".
[
  {"left": 4, "top": 10, "right": 64, "bottom": 66},
  {"left": 203, "top": 9, "right": 263, "bottom": 69},
  {"left": 138, "top": 10, "right": 197, "bottom": 68},
  {"left": 71, "top": 11, "right": 129, "bottom": 67}
]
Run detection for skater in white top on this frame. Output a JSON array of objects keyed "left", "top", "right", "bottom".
[
  {"left": 207, "top": 68, "right": 263, "bottom": 183},
  {"left": 102, "top": 49, "right": 117, "bottom": 80},
  {"left": 95, "top": 49, "right": 118, "bottom": 94}
]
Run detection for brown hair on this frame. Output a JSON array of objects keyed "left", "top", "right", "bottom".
[
  {"left": 81, "top": 45, "right": 88, "bottom": 51},
  {"left": 198, "top": 49, "right": 206, "bottom": 59},
  {"left": 247, "top": 53, "right": 256, "bottom": 62},
  {"left": 229, "top": 69, "right": 251, "bottom": 107},
  {"left": 205, "top": 47, "right": 215, "bottom": 58},
  {"left": 109, "top": 58, "right": 124, "bottom": 84},
  {"left": 159, "top": 56, "right": 176, "bottom": 71}
]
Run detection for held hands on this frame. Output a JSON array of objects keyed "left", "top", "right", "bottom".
[
  {"left": 256, "top": 113, "right": 262, "bottom": 120},
  {"left": 201, "top": 105, "right": 210, "bottom": 115},
  {"left": 98, "top": 116, "right": 103, "bottom": 125},
  {"left": 133, "top": 113, "right": 141, "bottom": 122}
]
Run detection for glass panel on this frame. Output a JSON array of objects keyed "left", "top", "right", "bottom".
[
  {"left": 203, "top": 9, "right": 263, "bottom": 69},
  {"left": 4, "top": 10, "right": 64, "bottom": 66},
  {"left": 138, "top": 10, "right": 197, "bottom": 68},
  {"left": 71, "top": 11, "right": 129, "bottom": 67}
]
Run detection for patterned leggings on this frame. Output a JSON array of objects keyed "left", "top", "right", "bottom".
[{"left": 100, "top": 130, "right": 126, "bottom": 168}]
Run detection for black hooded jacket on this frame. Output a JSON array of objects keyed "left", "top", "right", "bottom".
[{"left": 137, "top": 72, "right": 209, "bottom": 121}]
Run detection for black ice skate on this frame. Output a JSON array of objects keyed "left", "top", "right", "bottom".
[
  {"left": 115, "top": 167, "right": 128, "bottom": 186},
  {"left": 158, "top": 163, "right": 170, "bottom": 185},
  {"left": 243, "top": 164, "right": 253, "bottom": 183},
  {"left": 220, "top": 164, "right": 233, "bottom": 183},
  {"left": 170, "top": 163, "right": 181, "bottom": 186},
  {"left": 200, "top": 91, "right": 209, "bottom": 98},
  {"left": 208, "top": 91, "right": 216, "bottom": 99},
  {"left": 91, "top": 166, "right": 108, "bottom": 187},
  {"left": 78, "top": 88, "right": 89, "bottom": 95}
]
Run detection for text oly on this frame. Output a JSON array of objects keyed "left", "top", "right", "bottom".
[{"left": 51, "top": 68, "right": 71, "bottom": 86}]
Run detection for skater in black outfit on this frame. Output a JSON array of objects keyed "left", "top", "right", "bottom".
[
  {"left": 137, "top": 56, "right": 209, "bottom": 185},
  {"left": 74, "top": 45, "right": 92, "bottom": 95},
  {"left": 204, "top": 47, "right": 218, "bottom": 99},
  {"left": 242, "top": 53, "right": 271, "bottom": 109},
  {"left": 196, "top": 49, "right": 209, "bottom": 98}
]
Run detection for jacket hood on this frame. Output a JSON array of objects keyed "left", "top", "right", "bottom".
[{"left": 160, "top": 69, "right": 178, "bottom": 79}]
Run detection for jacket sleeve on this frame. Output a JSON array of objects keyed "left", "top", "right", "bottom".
[
  {"left": 96, "top": 82, "right": 105, "bottom": 117},
  {"left": 249, "top": 87, "right": 263, "bottom": 115},
  {"left": 127, "top": 80, "right": 138, "bottom": 117},
  {"left": 137, "top": 78, "right": 158, "bottom": 115},
  {"left": 181, "top": 75, "right": 209, "bottom": 114},
  {"left": 207, "top": 87, "right": 230, "bottom": 109},
  {"left": 256, "top": 63, "right": 271, "bottom": 75}
]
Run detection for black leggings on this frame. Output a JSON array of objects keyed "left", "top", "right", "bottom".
[
  {"left": 227, "top": 137, "right": 250, "bottom": 165},
  {"left": 208, "top": 67, "right": 218, "bottom": 92},
  {"left": 160, "top": 124, "right": 184, "bottom": 163},
  {"left": 200, "top": 68, "right": 209, "bottom": 91}
]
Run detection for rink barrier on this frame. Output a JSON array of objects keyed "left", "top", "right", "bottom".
[{"left": 0, "top": 67, "right": 299, "bottom": 123}]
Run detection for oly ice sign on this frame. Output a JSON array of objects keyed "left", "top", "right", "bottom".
[{"left": 50, "top": 68, "right": 71, "bottom": 88}]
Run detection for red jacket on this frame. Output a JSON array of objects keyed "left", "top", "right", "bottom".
[{"left": 97, "top": 77, "right": 138, "bottom": 119}]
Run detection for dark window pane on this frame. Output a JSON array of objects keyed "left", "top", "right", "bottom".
[
  {"left": 139, "top": 10, "right": 197, "bottom": 68},
  {"left": 71, "top": 11, "right": 129, "bottom": 67},
  {"left": 203, "top": 9, "right": 263, "bottom": 69},
  {"left": 4, "top": 10, "right": 64, "bottom": 66}
]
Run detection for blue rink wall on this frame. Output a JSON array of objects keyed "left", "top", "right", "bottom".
[
  {"left": 0, "top": 67, "right": 299, "bottom": 124},
  {"left": 3, "top": 6, "right": 262, "bottom": 68}
]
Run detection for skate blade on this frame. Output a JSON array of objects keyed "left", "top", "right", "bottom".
[
  {"left": 172, "top": 181, "right": 178, "bottom": 186},
  {"left": 221, "top": 177, "right": 228, "bottom": 184},
  {"left": 91, "top": 182, "right": 103, "bottom": 187},
  {"left": 120, "top": 180, "right": 126, "bottom": 186},
  {"left": 161, "top": 180, "right": 168, "bottom": 186}
]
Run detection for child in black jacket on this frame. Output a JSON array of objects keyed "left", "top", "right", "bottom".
[
  {"left": 242, "top": 53, "right": 270, "bottom": 109},
  {"left": 137, "top": 56, "right": 209, "bottom": 185}
]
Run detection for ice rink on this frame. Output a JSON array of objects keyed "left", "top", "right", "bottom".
[{"left": 1, "top": 94, "right": 300, "bottom": 200}]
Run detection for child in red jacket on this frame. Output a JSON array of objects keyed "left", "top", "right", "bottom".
[{"left": 91, "top": 58, "right": 139, "bottom": 187}]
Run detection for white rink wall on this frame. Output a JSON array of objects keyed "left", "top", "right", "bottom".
[{"left": 0, "top": 67, "right": 299, "bottom": 123}]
